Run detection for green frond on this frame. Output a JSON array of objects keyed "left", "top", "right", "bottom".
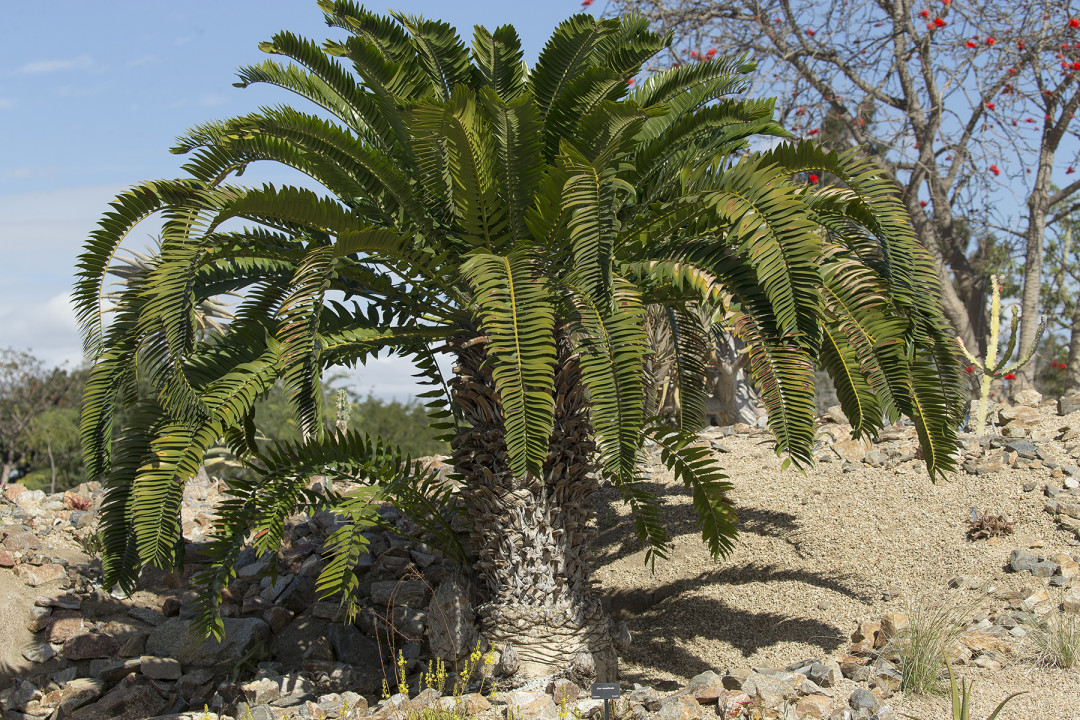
[
  {"left": 568, "top": 279, "right": 647, "bottom": 485},
  {"left": 462, "top": 251, "right": 556, "bottom": 478},
  {"left": 390, "top": 11, "right": 472, "bottom": 101},
  {"left": 648, "top": 425, "right": 736, "bottom": 559},
  {"left": 471, "top": 25, "right": 527, "bottom": 100},
  {"left": 632, "top": 53, "right": 755, "bottom": 107}
]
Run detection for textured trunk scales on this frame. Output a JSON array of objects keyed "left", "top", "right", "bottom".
[{"left": 449, "top": 330, "right": 619, "bottom": 681}]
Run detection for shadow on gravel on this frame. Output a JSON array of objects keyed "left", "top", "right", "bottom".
[{"left": 617, "top": 589, "right": 849, "bottom": 690}]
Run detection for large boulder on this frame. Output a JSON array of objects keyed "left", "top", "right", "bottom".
[{"left": 146, "top": 617, "right": 269, "bottom": 667}]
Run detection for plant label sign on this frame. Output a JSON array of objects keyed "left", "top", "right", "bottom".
[{"left": 591, "top": 683, "right": 620, "bottom": 699}]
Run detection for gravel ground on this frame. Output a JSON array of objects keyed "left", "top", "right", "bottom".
[{"left": 591, "top": 412, "right": 1080, "bottom": 720}]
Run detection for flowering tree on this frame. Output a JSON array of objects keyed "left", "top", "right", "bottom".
[{"left": 610, "top": 0, "right": 1080, "bottom": 391}]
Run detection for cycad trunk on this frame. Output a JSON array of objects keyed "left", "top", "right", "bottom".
[{"left": 449, "top": 330, "right": 619, "bottom": 681}]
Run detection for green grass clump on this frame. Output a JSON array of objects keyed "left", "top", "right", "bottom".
[
  {"left": 888, "top": 596, "right": 978, "bottom": 695},
  {"left": 1026, "top": 610, "right": 1080, "bottom": 669}
]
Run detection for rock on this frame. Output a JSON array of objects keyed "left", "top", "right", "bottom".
[
  {"left": 310, "top": 601, "right": 348, "bottom": 622},
  {"left": 13, "top": 563, "right": 67, "bottom": 586},
  {"left": 69, "top": 678, "right": 168, "bottom": 720},
  {"left": 1009, "top": 549, "right": 1040, "bottom": 574},
  {"left": 63, "top": 632, "right": 120, "bottom": 660},
  {"left": 849, "top": 688, "right": 879, "bottom": 713},
  {"left": 1004, "top": 439, "right": 1038, "bottom": 458},
  {"left": 38, "top": 592, "right": 83, "bottom": 609},
  {"left": 832, "top": 439, "right": 869, "bottom": 463},
  {"left": 796, "top": 695, "right": 834, "bottom": 719},
  {"left": 1063, "top": 588, "right": 1080, "bottom": 614},
  {"left": 425, "top": 573, "right": 477, "bottom": 663},
  {"left": 807, "top": 661, "right": 842, "bottom": 689},
  {"left": 879, "top": 612, "right": 907, "bottom": 640},
  {"left": 327, "top": 624, "right": 381, "bottom": 667},
  {"left": 370, "top": 580, "right": 429, "bottom": 608},
  {"left": 140, "top": 656, "right": 183, "bottom": 680},
  {"left": 1060, "top": 393, "right": 1080, "bottom": 416},
  {"left": 263, "top": 606, "right": 293, "bottom": 634},
  {"left": 612, "top": 620, "right": 632, "bottom": 652},
  {"left": 146, "top": 617, "right": 270, "bottom": 667},
  {"left": 0, "top": 548, "right": 16, "bottom": 566},
  {"left": 128, "top": 605, "right": 166, "bottom": 626},
  {"left": 1013, "top": 389, "right": 1043, "bottom": 407},
  {"left": 654, "top": 694, "right": 702, "bottom": 720},
  {"left": 22, "top": 641, "right": 55, "bottom": 663},
  {"left": 682, "top": 671, "right": 725, "bottom": 702},
  {"left": 505, "top": 690, "right": 559, "bottom": 720},
  {"left": 742, "top": 672, "right": 796, "bottom": 707},
  {"left": 26, "top": 605, "right": 51, "bottom": 632},
  {"left": 495, "top": 643, "right": 519, "bottom": 676},
  {"left": 48, "top": 609, "right": 86, "bottom": 643},
  {"left": 241, "top": 678, "right": 281, "bottom": 705},
  {"left": 57, "top": 678, "right": 106, "bottom": 713},
  {"left": 547, "top": 679, "right": 581, "bottom": 705}
]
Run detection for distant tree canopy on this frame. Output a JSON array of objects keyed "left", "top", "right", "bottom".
[{"left": 0, "top": 348, "right": 85, "bottom": 492}]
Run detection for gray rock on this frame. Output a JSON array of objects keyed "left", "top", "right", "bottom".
[
  {"left": 327, "top": 624, "right": 381, "bottom": 667},
  {"left": 370, "top": 580, "right": 429, "bottom": 608},
  {"left": 425, "top": 573, "right": 477, "bottom": 663},
  {"left": 27, "top": 606, "right": 52, "bottom": 632},
  {"left": 1059, "top": 393, "right": 1080, "bottom": 416},
  {"left": 68, "top": 679, "right": 168, "bottom": 720},
  {"left": 140, "top": 655, "right": 183, "bottom": 679},
  {"left": 1009, "top": 549, "right": 1040, "bottom": 574},
  {"left": 128, "top": 606, "right": 166, "bottom": 626},
  {"left": 808, "top": 660, "right": 842, "bottom": 688},
  {"left": 21, "top": 642, "right": 55, "bottom": 663},
  {"left": 496, "top": 643, "right": 520, "bottom": 676},
  {"left": 1004, "top": 439, "right": 1037, "bottom": 458},
  {"left": 271, "top": 613, "right": 332, "bottom": 669},
  {"left": 146, "top": 617, "right": 269, "bottom": 667},
  {"left": 849, "top": 688, "right": 879, "bottom": 712}
]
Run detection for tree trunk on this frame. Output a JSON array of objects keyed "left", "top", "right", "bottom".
[
  {"left": 1016, "top": 149, "right": 1054, "bottom": 392},
  {"left": 449, "top": 330, "right": 619, "bottom": 682},
  {"left": 1065, "top": 298, "right": 1080, "bottom": 394}
]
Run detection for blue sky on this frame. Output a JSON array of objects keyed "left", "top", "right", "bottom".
[{"left": 0, "top": 0, "right": 593, "bottom": 398}]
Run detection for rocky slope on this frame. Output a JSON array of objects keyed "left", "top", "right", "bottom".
[{"left": 2, "top": 389, "right": 1080, "bottom": 720}]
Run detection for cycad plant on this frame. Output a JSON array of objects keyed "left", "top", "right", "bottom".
[{"left": 75, "top": 1, "right": 964, "bottom": 681}]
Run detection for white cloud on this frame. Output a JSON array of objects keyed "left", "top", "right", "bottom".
[
  {"left": 14, "top": 54, "right": 100, "bottom": 75},
  {"left": 125, "top": 55, "right": 158, "bottom": 69},
  {"left": 3, "top": 166, "right": 57, "bottom": 180},
  {"left": 0, "top": 292, "right": 83, "bottom": 369}
]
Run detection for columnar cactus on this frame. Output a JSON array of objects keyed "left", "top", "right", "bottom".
[{"left": 957, "top": 274, "right": 1044, "bottom": 435}]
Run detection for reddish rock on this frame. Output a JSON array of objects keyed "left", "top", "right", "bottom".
[
  {"left": 47, "top": 609, "right": 86, "bottom": 643},
  {"left": 2, "top": 483, "right": 27, "bottom": 503},
  {"left": 14, "top": 563, "right": 66, "bottom": 587},
  {"left": 796, "top": 695, "right": 834, "bottom": 719},
  {"left": 3, "top": 530, "right": 41, "bottom": 551},
  {"left": 63, "top": 632, "right": 120, "bottom": 661},
  {"left": 0, "top": 548, "right": 16, "bottom": 567}
]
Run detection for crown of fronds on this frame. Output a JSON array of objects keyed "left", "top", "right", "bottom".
[{"left": 75, "top": 1, "right": 964, "bottom": 637}]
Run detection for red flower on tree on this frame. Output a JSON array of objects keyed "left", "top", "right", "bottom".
[
  {"left": 806, "top": 28, "right": 815, "bottom": 36},
  {"left": 1073, "top": 62, "right": 1080, "bottom": 70},
  {"left": 985, "top": 37, "right": 996, "bottom": 45},
  {"left": 965, "top": 365, "right": 974, "bottom": 373},
  {"left": 989, "top": 164, "right": 1001, "bottom": 175},
  {"left": 1070, "top": 18, "right": 1080, "bottom": 28},
  {"left": 1068, "top": 167, "right": 1076, "bottom": 174},
  {"left": 919, "top": 9, "right": 929, "bottom": 18},
  {"left": 920, "top": 200, "right": 928, "bottom": 207},
  {"left": 582, "top": 0, "right": 593, "bottom": 5},
  {"left": 986, "top": 102, "right": 995, "bottom": 110},
  {"left": 934, "top": 17, "right": 946, "bottom": 27},
  {"left": 966, "top": 40, "right": 977, "bottom": 48},
  {"left": 808, "top": 173, "right": 820, "bottom": 184},
  {"left": 808, "top": 127, "right": 819, "bottom": 135},
  {"left": 1004, "top": 373, "right": 1016, "bottom": 380}
]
